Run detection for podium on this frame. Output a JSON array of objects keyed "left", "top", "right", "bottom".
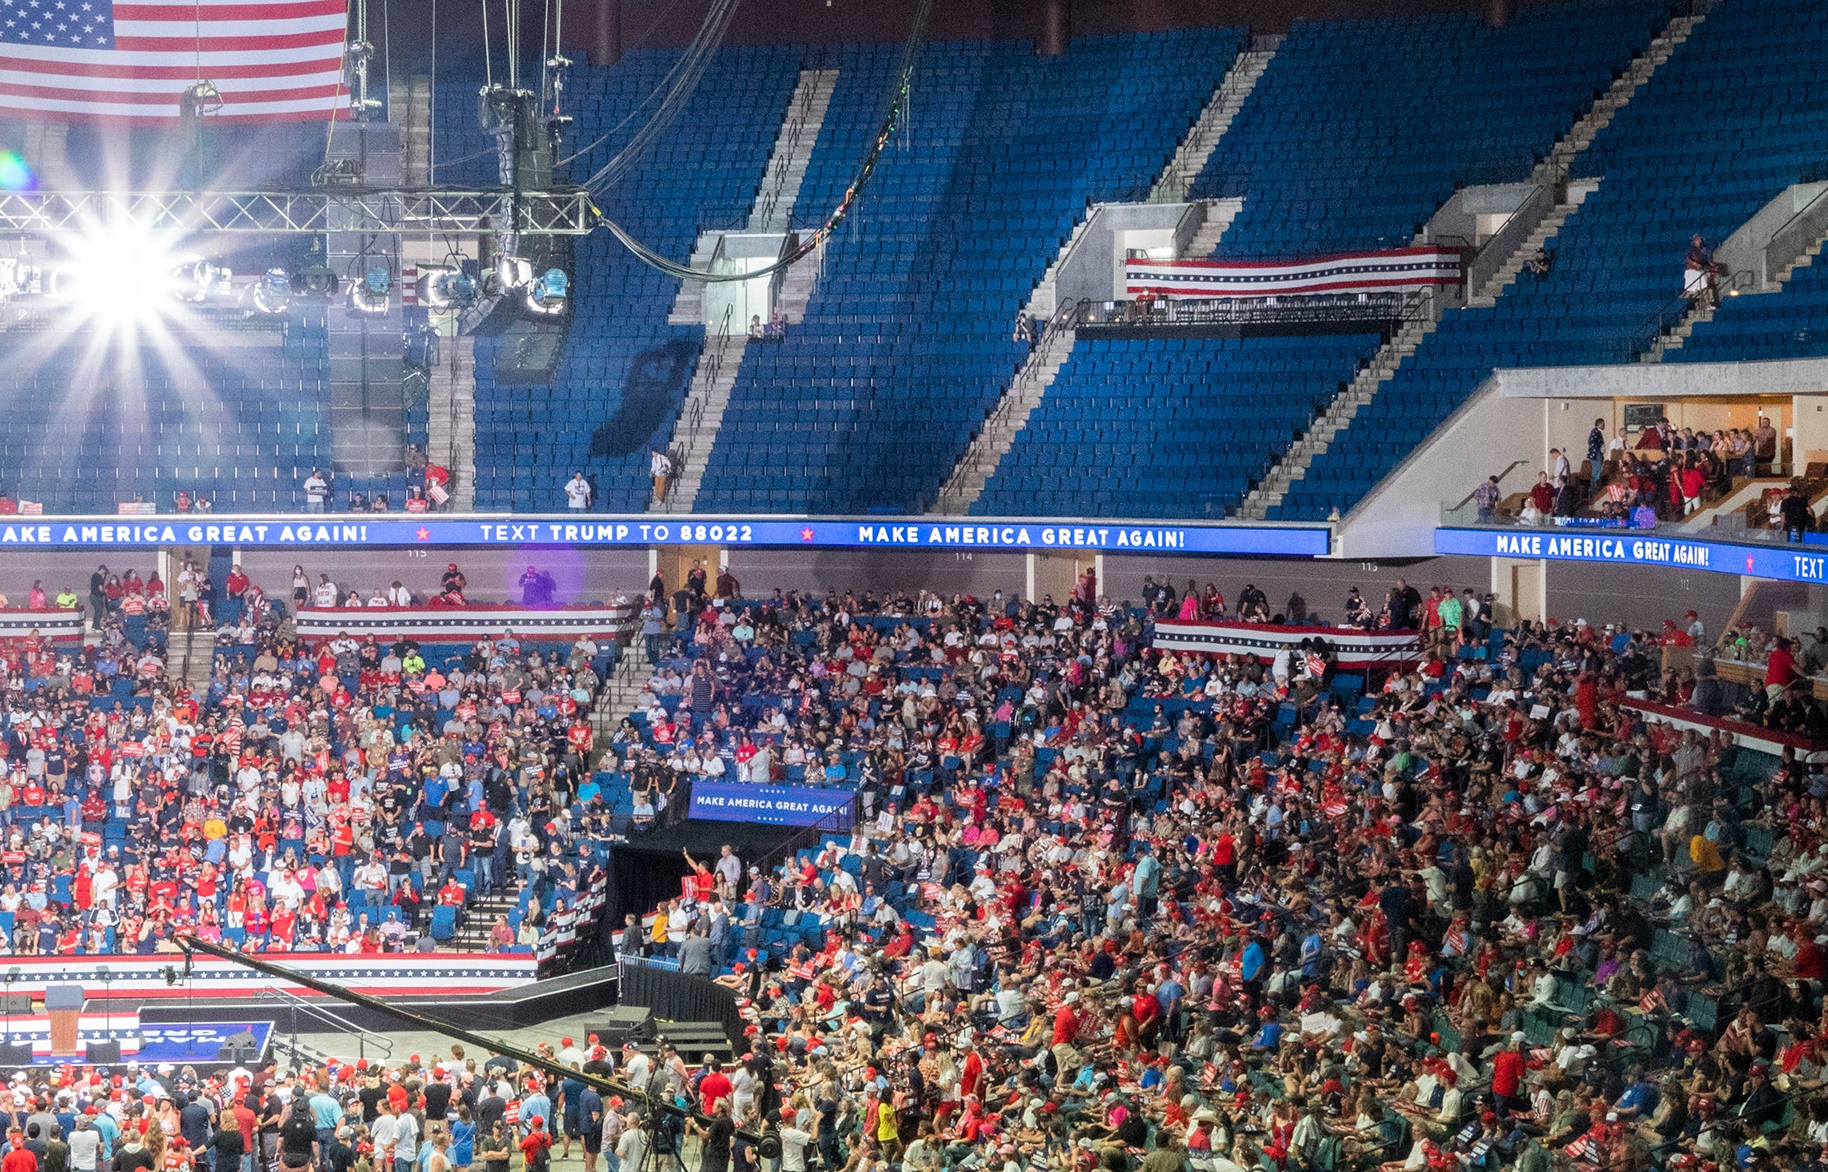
[{"left": 44, "top": 987, "right": 82, "bottom": 1055}]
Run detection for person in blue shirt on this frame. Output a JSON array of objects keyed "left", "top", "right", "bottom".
[
  {"left": 1301, "top": 928, "right": 1327, "bottom": 981},
  {"left": 1250, "top": 1005, "right": 1284, "bottom": 1050},
  {"left": 1239, "top": 934, "right": 1266, "bottom": 988},
  {"left": 1133, "top": 846, "right": 1162, "bottom": 918}
]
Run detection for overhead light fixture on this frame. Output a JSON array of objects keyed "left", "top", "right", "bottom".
[
  {"left": 350, "top": 265, "right": 391, "bottom": 314},
  {"left": 170, "top": 256, "right": 229, "bottom": 303},
  {"left": 418, "top": 266, "right": 477, "bottom": 310},
  {"left": 0, "top": 258, "right": 37, "bottom": 300},
  {"left": 525, "top": 267, "right": 569, "bottom": 316},
  {"left": 494, "top": 255, "right": 535, "bottom": 294},
  {"left": 250, "top": 267, "right": 292, "bottom": 314}
]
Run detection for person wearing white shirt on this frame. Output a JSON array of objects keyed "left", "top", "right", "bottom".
[{"left": 565, "top": 472, "right": 593, "bottom": 511}]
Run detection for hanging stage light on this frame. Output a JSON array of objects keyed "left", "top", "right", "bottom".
[
  {"left": 171, "top": 256, "right": 230, "bottom": 303},
  {"left": 417, "top": 266, "right": 477, "bottom": 310},
  {"left": 493, "top": 254, "right": 535, "bottom": 295},
  {"left": 350, "top": 265, "right": 391, "bottom": 314},
  {"left": 0, "top": 258, "right": 37, "bottom": 300},
  {"left": 525, "top": 267, "right": 569, "bottom": 316},
  {"left": 249, "top": 267, "right": 292, "bottom": 315}
]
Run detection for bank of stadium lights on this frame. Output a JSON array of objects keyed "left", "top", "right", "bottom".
[
  {"left": 249, "top": 268, "right": 292, "bottom": 315},
  {"left": 42, "top": 224, "right": 224, "bottom": 328}
]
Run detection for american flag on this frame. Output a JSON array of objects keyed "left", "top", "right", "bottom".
[{"left": 0, "top": 0, "right": 348, "bottom": 120}]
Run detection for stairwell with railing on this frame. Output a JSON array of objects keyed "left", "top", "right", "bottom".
[
  {"left": 1149, "top": 41, "right": 1279, "bottom": 205},
  {"left": 426, "top": 335, "right": 477, "bottom": 510},
  {"left": 654, "top": 68, "right": 840, "bottom": 512},
  {"left": 1237, "top": 3, "right": 1709, "bottom": 520}
]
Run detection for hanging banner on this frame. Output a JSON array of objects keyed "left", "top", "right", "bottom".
[
  {"left": 293, "top": 604, "right": 638, "bottom": 642},
  {"left": 1126, "top": 247, "right": 1463, "bottom": 299},
  {"left": 1152, "top": 619, "right": 1422, "bottom": 668},
  {"left": 689, "top": 782, "right": 856, "bottom": 826},
  {"left": 0, "top": 516, "right": 1331, "bottom": 555}
]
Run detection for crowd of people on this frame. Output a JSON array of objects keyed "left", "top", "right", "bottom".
[
  {"left": 554, "top": 572, "right": 1828, "bottom": 1172},
  {"left": 0, "top": 556, "right": 611, "bottom": 958},
  {"left": 1469, "top": 414, "right": 1798, "bottom": 529}
]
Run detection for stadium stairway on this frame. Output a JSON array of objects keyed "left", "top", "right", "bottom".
[
  {"left": 1239, "top": 2, "right": 1707, "bottom": 520},
  {"left": 933, "top": 42, "right": 1265, "bottom": 514},
  {"left": 748, "top": 70, "right": 841, "bottom": 232},
  {"left": 1648, "top": 204, "right": 1828, "bottom": 361},
  {"left": 932, "top": 314, "right": 1078, "bottom": 512},
  {"left": 447, "top": 888, "right": 524, "bottom": 951},
  {"left": 1180, "top": 198, "right": 1246, "bottom": 258},
  {"left": 653, "top": 67, "right": 840, "bottom": 513},
  {"left": 654, "top": 336, "right": 749, "bottom": 513},
  {"left": 426, "top": 335, "right": 477, "bottom": 510},
  {"left": 1149, "top": 40, "right": 1280, "bottom": 205},
  {"left": 589, "top": 652, "right": 663, "bottom": 766},
  {"left": 170, "top": 628, "right": 214, "bottom": 694}
]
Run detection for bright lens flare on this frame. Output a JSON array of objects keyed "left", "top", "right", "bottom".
[
  {"left": 50, "top": 225, "right": 188, "bottom": 329},
  {"left": 0, "top": 152, "right": 33, "bottom": 191}
]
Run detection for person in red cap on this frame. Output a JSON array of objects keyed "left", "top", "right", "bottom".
[{"left": 517, "top": 1119, "right": 551, "bottom": 1172}]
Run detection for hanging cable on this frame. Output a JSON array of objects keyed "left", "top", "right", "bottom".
[
  {"left": 430, "top": 0, "right": 437, "bottom": 176},
  {"left": 572, "top": 0, "right": 741, "bottom": 193},
  {"left": 595, "top": 0, "right": 932, "bottom": 283},
  {"left": 481, "top": 0, "right": 493, "bottom": 90}
]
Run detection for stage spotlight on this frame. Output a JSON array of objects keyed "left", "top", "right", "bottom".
[
  {"left": 170, "top": 255, "right": 229, "bottom": 303},
  {"left": 250, "top": 267, "right": 292, "bottom": 314},
  {"left": 493, "top": 255, "right": 535, "bottom": 295},
  {"left": 525, "top": 267, "right": 569, "bottom": 316},
  {"left": 47, "top": 224, "right": 186, "bottom": 327},
  {"left": 418, "top": 266, "right": 477, "bottom": 310},
  {"left": 0, "top": 258, "right": 37, "bottom": 299},
  {"left": 350, "top": 265, "right": 391, "bottom": 314}
]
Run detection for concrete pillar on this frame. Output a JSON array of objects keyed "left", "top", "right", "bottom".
[
  {"left": 1484, "top": 0, "right": 1515, "bottom": 27},
  {"left": 1794, "top": 394, "right": 1828, "bottom": 474},
  {"left": 593, "top": 0, "right": 621, "bottom": 68},
  {"left": 1490, "top": 557, "right": 1546, "bottom": 626},
  {"left": 1039, "top": 0, "right": 1069, "bottom": 56}
]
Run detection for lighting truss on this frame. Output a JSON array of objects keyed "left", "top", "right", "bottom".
[{"left": 0, "top": 189, "right": 596, "bottom": 236}]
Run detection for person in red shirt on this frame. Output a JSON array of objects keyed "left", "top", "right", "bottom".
[
  {"left": 697, "top": 1060, "right": 732, "bottom": 1114},
  {"left": 1490, "top": 1033, "right": 1526, "bottom": 1111},
  {"left": 1767, "top": 636, "right": 1799, "bottom": 697}
]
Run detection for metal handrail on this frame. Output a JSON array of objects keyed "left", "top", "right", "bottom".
[
  {"left": 1766, "top": 185, "right": 1828, "bottom": 283},
  {"left": 1075, "top": 287, "right": 1437, "bottom": 331},
  {"left": 754, "top": 72, "right": 826, "bottom": 231},
  {"left": 259, "top": 984, "right": 396, "bottom": 1063},
  {"left": 1450, "top": 459, "right": 1529, "bottom": 510}
]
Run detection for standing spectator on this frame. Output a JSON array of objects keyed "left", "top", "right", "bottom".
[
  {"left": 1528, "top": 471, "right": 1556, "bottom": 515},
  {"left": 649, "top": 450, "right": 672, "bottom": 502},
  {"left": 564, "top": 473, "right": 592, "bottom": 512},
  {"left": 302, "top": 469, "right": 329, "bottom": 513},
  {"left": 641, "top": 598, "right": 665, "bottom": 665},
  {"left": 1782, "top": 484, "right": 1815, "bottom": 541},
  {"left": 1587, "top": 417, "right": 1606, "bottom": 470},
  {"left": 1754, "top": 414, "right": 1779, "bottom": 471},
  {"left": 1472, "top": 475, "right": 1501, "bottom": 521}
]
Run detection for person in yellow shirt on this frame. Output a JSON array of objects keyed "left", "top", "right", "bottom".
[
  {"left": 1690, "top": 833, "right": 1726, "bottom": 877},
  {"left": 649, "top": 902, "right": 670, "bottom": 956}
]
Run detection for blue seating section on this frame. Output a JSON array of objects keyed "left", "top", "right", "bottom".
[
  {"left": 692, "top": 31, "right": 1242, "bottom": 513},
  {"left": 973, "top": 333, "right": 1379, "bottom": 517},
  {"left": 0, "top": 312, "right": 333, "bottom": 511},
  {"left": 455, "top": 47, "right": 802, "bottom": 512},
  {"left": 1273, "top": 0, "right": 1828, "bottom": 519},
  {"left": 1673, "top": 256, "right": 1828, "bottom": 362},
  {"left": 1193, "top": 0, "right": 1665, "bottom": 257}
]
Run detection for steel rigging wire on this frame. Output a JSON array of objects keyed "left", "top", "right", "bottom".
[{"left": 593, "top": 0, "right": 933, "bottom": 284}]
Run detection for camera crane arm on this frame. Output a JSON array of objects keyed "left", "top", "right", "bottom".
[{"left": 173, "top": 934, "right": 775, "bottom": 1153}]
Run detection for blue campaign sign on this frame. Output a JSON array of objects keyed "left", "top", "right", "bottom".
[
  {"left": 1435, "top": 526, "right": 1828, "bottom": 583},
  {"left": 689, "top": 781, "right": 854, "bottom": 826},
  {"left": 0, "top": 515, "right": 1330, "bottom": 555}
]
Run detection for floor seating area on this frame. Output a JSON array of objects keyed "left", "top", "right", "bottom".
[
  {"left": 973, "top": 333, "right": 1380, "bottom": 518},
  {"left": 1191, "top": 0, "right": 1666, "bottom": 257},
  {"left": 1274, "top": 0, "right": 1828, "bottom": 519},
  {"left": 692, "top": 31, "right": 1241, "bottom": 513}
]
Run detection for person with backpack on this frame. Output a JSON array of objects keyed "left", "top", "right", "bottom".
[{"left": 515, "top": 1121, "right": 550, "bottom": 1172}]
